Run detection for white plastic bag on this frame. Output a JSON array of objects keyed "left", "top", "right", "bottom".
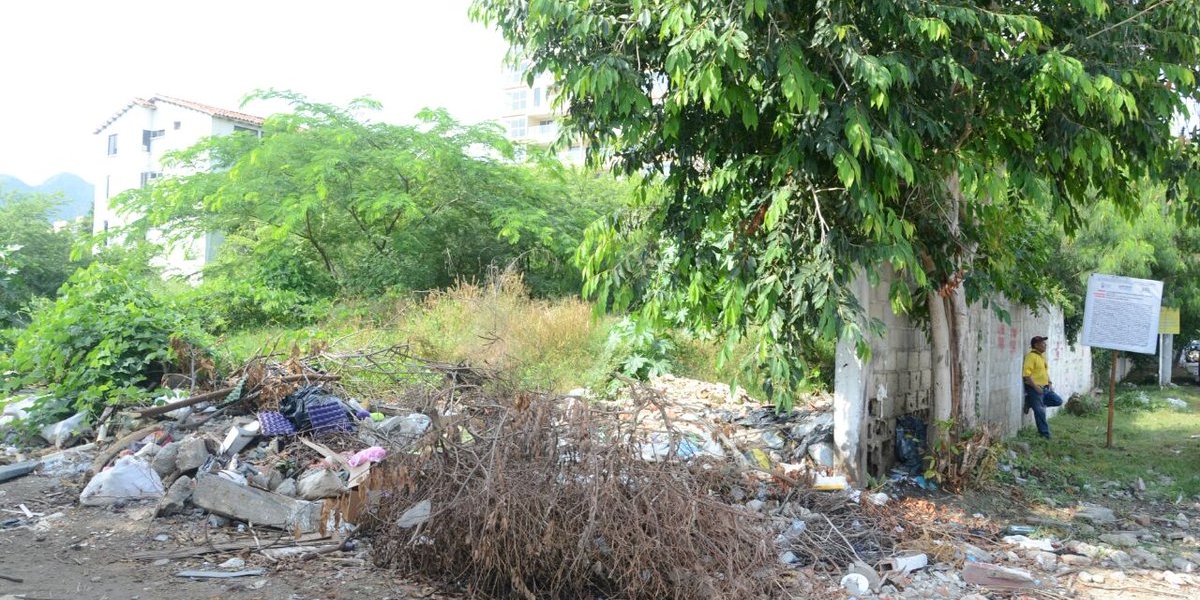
[
  {"left": 41, "top": 411, "right": 90, "bottom": 447},
  {"left": 79, "top": 456, "right": 165, "bottom": 506}
]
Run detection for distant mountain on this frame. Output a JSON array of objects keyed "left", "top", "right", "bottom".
[{"left": 0, "top": 173, "right": 93, "bottom": 221}]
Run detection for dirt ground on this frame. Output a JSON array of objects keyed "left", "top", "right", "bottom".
[
  {"left": 5, "top": 471, "right": 1197, "bottom": 600},
  {"left": 0, "top": 474, "right": 446, "bottom": 600}
]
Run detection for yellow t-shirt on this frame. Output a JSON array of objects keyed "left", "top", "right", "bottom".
[{"left": 1023, "top": 350, "right": 1050, "bottom": 387}]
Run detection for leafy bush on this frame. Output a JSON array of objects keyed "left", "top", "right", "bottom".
[
  {"left": 186, "top": 278, "right": 327, "bottom": 332},
  {"left": 1114, "top": 389, "right": 1167, "bottom": 413},
  {"left": 601, "top": 317, "right": 676, "bottom": 382},
  {"left": 2, "top": 262, "right": 210, "bottom": 422}
]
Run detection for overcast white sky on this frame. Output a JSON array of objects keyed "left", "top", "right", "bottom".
[{"left": 0, "top": 0, "right": 510, "bottom": 185}]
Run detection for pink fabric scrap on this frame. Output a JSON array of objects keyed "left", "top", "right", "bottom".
[{"left": 348, "top": 446, "right": 387, "bottom": 467}]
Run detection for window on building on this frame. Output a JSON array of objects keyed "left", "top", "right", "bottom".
[
  {"left": 536, "top": 120, "right": 557, "bottom": 136},
  {"left": 107, "top": 134, "right": 118, "bottom": 155},
  {"left": 505, "top": 118, "right": 527, "bottom": 138},
  {"left": 507, "top": 90, "right": 527, "bottom": 111},
  {"left": 140, "top": 171, "right": 162, "bottom": 188},
  {"left": 173, "top": 121, "right": 182, "bottom": 130},
  {"left": 142, "top": 129, "right": 165, "bottom": 151},
  {"left": 233, "top": 125, "right": 261, "bottom": 137},
  {"left": 533, "top": 87, "right": 543, "bottom": 107}
]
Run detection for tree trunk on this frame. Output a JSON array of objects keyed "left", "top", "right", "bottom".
[
  {"left": 928, "top": 287, "right": 953, "bottom": 429},
  {"left": 950, "top": 283, "right": 977, "bottom": 429}
]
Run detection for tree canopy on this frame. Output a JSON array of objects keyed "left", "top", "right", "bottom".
[
  {"left": 0, "top": 189, "right": 90, "bottom": 326},
  {"left": 111, "top": 91, "right": 631, "bottom": 311},
  {"left": 473, "top": 0, "right": 1200, "bottom": 408}
]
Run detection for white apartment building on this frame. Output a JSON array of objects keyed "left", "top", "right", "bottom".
[
  {"left": 500, "top": 68, "right": 585, "bottom": 164},
  {"left": 93, "top": 95, "right": 263, "bottom": 280}
]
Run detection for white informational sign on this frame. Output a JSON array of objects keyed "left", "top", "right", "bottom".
[{"left": 1080, "top": 273, "right": 1164, "bottom": 354}]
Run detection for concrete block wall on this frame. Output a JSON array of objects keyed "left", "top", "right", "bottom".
[
  {"left": 835, "top": 271, "right": 1109, "bottom": 480},
  {"left": 860, "top": 278, "right": 933, "bottom": 477}
]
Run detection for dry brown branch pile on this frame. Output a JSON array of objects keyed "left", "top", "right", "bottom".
[
  {"left": 771, "top": 489, "right": 897, "bottom": 569},
  {"left": 360, "top": 383, "right": 778, "bottom": 600}
]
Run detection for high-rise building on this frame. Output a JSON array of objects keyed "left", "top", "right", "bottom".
[{"left": 499, "top": 67, "right": 585, "bottom": 164}]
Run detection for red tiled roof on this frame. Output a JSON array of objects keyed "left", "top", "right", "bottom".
[{"left": 94, "top": 94, "right": 265, "bottom": 134}]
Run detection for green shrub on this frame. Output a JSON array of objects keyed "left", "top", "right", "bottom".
[
  {"left": 1113, "top": 389, "right": 1165, "bottom": 413},
  {"left": 187, "top": 278, "right": 328, "bottom": 332},
  {"left": 3, "top": 262, "right": 210, "bottom": 422},
  {"left": 600, "top": 317, "right": 676, "bottom": 385}
]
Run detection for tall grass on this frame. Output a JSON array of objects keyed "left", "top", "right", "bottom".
[{"left": 218, "top": 271, "right": 614, "bottom": 393}]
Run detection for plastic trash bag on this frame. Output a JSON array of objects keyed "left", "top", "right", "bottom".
[
  {"left": 894, "top": 414, "right": 927, "bottom": 475},
  {"left": 79, "top": 456, "right": 165, "bottom": 506},
  {"left": 279, "top": 385, "right": 355, "bottom": 434}
]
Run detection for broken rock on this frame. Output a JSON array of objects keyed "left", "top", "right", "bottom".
[
  {"left": 152, "top": 442, "right": 180, "bottom": 479},
  {"left": 156, "top": 475, "right": 194, "bottom": 517},
  {"left": 297, "top": 468, "right": 346, "bottom": 500},
  {"left": 174, "top": 437, "right": 211, "bottom": 473}
]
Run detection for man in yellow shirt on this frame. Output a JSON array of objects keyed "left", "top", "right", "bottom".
[{"left": 1023, "top": 335, "right": 1064, "bottom": 439}]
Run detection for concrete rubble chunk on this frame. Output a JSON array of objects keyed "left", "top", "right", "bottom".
[
  {"left": 191, "top": 473, "right": 322, "bottom": 534},
  {"left": 297, "top": 468, "right": 346, "bottom": 500},
  {"left": 1060, "top": 554, "right": 1094, "bottom": 567},
  {"left": 1171, "top": 557, "right": 1197, "bottom": 573},
  {"left": 156, "top": 475, "right": 194, "bottom": 517},
  {"left": 175, "top": 437, "right": 211, "bottom": 473},
  {"left": 275, "top": 478, "right": 298, "bottom": 498},
  {"left": 1074, "top": 504, "right": 1116, "bottom": 523},
  {"left": 961, "top": 562, "right": 1039, "bottom": 589},
  {"left": 1100, "top": 532, "right": 1140, "bottom": 548},
  {"left": 1104, "top": 549, "right": 1134, "bottom": 569},
  {"left": 152, "top": 442, "right": 180, "bottom": 479}
]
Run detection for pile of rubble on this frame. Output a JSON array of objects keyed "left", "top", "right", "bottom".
[{"left": 3, "top": 354, "right": 1199, "bottom": 599}]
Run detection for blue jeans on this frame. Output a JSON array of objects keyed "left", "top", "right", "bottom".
[{"left": 1025, "top": 385, "right": 1064, "bottom": 438}]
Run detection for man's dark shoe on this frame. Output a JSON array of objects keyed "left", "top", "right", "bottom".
[
  {"left": 1023, "top": 404, "right": 1030, "bottom": 415},
  {"left": 1039, "top": 432, "right": 1051, "bottom": 439}
]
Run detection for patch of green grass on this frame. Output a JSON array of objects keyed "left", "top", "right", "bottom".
[{"left": 1007, "top": 384, "right": 1200, "bottom": 504}]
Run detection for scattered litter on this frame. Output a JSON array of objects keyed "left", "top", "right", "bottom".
[
  {"left": 347, "top": 446, "right": 387, "bottom": 467},
  {"left": 812, "top": 474, "right": 848, "bottom": 490},
  {"left": 219, "top": 421, "right": 261, "bottom": 456},
  {"left": 395, "top": 499, "right": 431, "bottom": 528},
  {"left": 40, "top": 411, "right": 89, "bottom": 448},
  {"left": 881, "top": 552, "right": 928, "bottom": 574},
  {"left": 175, "top": 569, "right": 266, "bottom": 579},
  {"left": 840, "top": 572, "right": 870, "bottom": 595}
]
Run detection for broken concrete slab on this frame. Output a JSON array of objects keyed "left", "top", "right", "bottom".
[
  {"left": 190, "top": 473, "right": 322, "bottom": 534},
  {"left": 0, "top": 460, "right": 39, "bottom": 483},
  {"left": 962, "top": 562, "right": 1039, "bottom": 589}
]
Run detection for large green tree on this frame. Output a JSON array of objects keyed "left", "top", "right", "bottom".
[
  {"left": 113, "top": 91, "right": 629, "bottom": 306},
  {"left": 474, "top": 0, "right": 1200, "bottom": 420},
  {"left": 0, "top": 190, "right": 90, "bottom": 326}
]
